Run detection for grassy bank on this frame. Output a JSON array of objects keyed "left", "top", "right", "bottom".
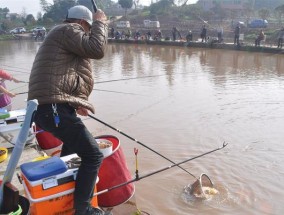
[{"left": 0, "top": 34, "right": 15, "bottom": 41}]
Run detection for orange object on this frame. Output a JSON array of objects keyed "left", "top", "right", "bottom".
[
  {"left": 21, "top": 155, "right": 98, "bottom": 215},
  {"left": 95, "top": 135, "right": 135, "bottom": 208}
]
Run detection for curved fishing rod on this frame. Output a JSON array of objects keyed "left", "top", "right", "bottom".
[
  {"left": 94, "top": 142, "right": 228, "bottom": 196},
  {"left": 88, "top": 114, "right": 205, "bottom": 179}
]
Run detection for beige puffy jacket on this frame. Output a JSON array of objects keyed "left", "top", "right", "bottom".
[{"left": 28, "top": 21, "right": 108, "bottom": 113}]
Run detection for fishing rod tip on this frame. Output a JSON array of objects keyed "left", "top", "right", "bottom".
[{"left": 222, "top": 141, "right": 228, "bottom": 148}]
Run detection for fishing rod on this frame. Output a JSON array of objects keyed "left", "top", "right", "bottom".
[
  {"left": 12, "top": 72, "right": 189, "bottom": 86},
  {"left": 94, "top": 72, "right": 188, "bottom": 84},
  {"left": 91, "top": 0, "right": 98, "bottom": 12},
  {"left": 15, "top": 88, "right": 142, "bottom": 96},
  {"left": 93, "top": 89, "right": 144, "bottom": 96},
  {"left": 94, "top": 142, "right": 228, "bottom": 196},
  {"left": 88, "top": 114, "right": 216, "bottom": 179}
]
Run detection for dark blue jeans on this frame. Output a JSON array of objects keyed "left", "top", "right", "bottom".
[{"left": 34, "top": 103, "right": 103, "bottom": 211}]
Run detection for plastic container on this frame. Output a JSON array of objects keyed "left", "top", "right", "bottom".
[
  {"left": 18, "top": 195, "right": 30, "bottom": 215},
  {"left": 96, "top": 139, "right": 113, "bottom": 157},
  {"left": 34, "top": 125, "right": 63, "bottom": 156},
  {"left": 95, "top": 135, "right": 135, "bottom": 208},
  {"left": 21, "top": 155, "right": 98, "bottom": 215},
  {"left": 5, "top": 196, "right": 30, "bottom": 215},
  {"left": 0, "top": 147, "right": 8, "bottom": 163},
  {"left": 8, "top": 204, "right": 22, "bottom": 215}
]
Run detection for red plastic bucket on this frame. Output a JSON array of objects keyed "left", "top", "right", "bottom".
[
  {"left": 35, "top": 125, "right": 63, "bottom": 156},
  {"left": 95, "top": 135, "right": 135, "bottom": 208}
]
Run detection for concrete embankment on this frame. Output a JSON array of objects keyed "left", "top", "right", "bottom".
[
  {"left": 5, "top": 35, "right": 283, "bottom": 54},
  {"left": 108, "top": 38, "right": 284, "bottom": 54}
]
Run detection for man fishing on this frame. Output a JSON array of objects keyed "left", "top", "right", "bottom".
[{"left": 28, "top": 5, "right": 108, "bottom": 215}]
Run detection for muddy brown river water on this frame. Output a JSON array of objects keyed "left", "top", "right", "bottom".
[{"left": 1, "top": 40, "right": 284, "bottom": 215}]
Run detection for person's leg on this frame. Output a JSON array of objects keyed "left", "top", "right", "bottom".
[{"left": 34, "top": 104, "right": 104, "bottom": 212}]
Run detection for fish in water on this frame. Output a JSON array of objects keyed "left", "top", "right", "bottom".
[{"left": 184, "top": 184, "right": 219, "bottom": 199}]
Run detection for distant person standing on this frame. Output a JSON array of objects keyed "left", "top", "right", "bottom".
[
  {"left": 172, "top": 26, "right": 177, "bottom": 41},
  {"left": 277, "top": 27, "right": 284, "bottom": 48},
  {"left": 200, "top": 25, "right": 207, "bottom": 42},
  {"left": 234, "top": 23, "right": 240, "bottom": 46},
  {"left": 217, "top": 24, "right": 223, "bottom": 43}
]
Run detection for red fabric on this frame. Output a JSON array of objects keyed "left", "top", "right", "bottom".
[
  {"left": 0, "top": 69, "right": 12, "bottom": 80},
  {"left": 35, "top": 125, "right": 63, "bottom": 149}
]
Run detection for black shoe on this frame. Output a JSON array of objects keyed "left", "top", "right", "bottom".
[{"left": 75, "top": 207, "right": 104, "bottom": 215}]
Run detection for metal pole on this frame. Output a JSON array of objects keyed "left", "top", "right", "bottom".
[{"left": 0, "top": 99, "right": 38, "bottom": 209}]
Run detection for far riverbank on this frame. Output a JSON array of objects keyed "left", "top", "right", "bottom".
[
  {"left": 1, "top": 34, "right": 283, "bottom": 55},
  {"left": 108, "top": 38, "right": 284, "bottom": 55}
]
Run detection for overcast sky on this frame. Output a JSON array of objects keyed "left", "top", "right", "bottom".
[{"left": 0, "top": 0, "right": 198, "bottom": 17}]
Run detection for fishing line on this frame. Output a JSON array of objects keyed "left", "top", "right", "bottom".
[
  {"left": 88, "top": 114, "right": 200, "bottom": 179},
  {"left": 90, "top": 95, "right": 172, "bottom": 135},
  {"left": 94, "top": 142, "right": 228, "bottom": 196},
  {"left": 106, "top": 95, "right": 172, "bottom": 130}
]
